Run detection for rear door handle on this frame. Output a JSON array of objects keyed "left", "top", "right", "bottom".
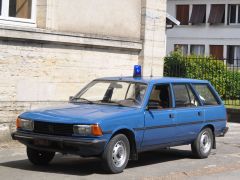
[
  {"left": 198, "top": 111, "right": 203, "bottom": 116},
  {"left": 169, "top": 113, "right": 175, "bottom": 118}
]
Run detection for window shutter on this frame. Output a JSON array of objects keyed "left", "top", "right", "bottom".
[
  {"left": 176, "top": 5, "right": 189, "bottom": 25},
  {"left": 189, "top": 5, "right": 206, "bottom": 24},
  {"left": 208, "top": 4, "right": 225, "bottom": 24},
  {"left": 210, "top": 45, "right": 224, "bottom": 60}
]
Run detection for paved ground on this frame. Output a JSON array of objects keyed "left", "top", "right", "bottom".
[{"left": 0, "top": 123, "right": 240, "bottom": 180}]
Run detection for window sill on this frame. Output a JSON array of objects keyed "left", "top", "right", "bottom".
[
  {"left": 0, "top": 26, "right": 142, "bottom": 51},
  {"left": 0, "top": 15, "right": 36, "bottom": 27}
]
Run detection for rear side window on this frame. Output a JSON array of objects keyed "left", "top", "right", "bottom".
[
  {"left": 173, "top": 84, "right": 200, "bottom": 108},
  {"left": 193, "top": 84, "right": 220, "bottom": 105}
]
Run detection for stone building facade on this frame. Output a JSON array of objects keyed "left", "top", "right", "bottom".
[{"left": 0, "top": 0, "right": 167, "bottom": 141}]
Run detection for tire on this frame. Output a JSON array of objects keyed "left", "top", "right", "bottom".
[
  {"left": 191, "top": 128, "right": 213, "bottom": 159},
  {"left": 102, "top": 134, "right": 130, "bottom": 174},
  {"left": 27, "top": 147, "right": 55, "bottom": 165}
]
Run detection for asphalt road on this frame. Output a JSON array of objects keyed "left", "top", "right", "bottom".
[{"left": 0, "top": 123, "right": 240, "bottom": 180}]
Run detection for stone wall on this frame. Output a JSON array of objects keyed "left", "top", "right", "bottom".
[
  {"left": 0, "top": 0, "right": 167, "bottom": 142},
  {"left": 0, "top": 39, "right": 139, "bottom": 142}
]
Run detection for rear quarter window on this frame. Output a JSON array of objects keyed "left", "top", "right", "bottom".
[{"left": 192, "top": 84, "right": 220, "bottom": 106}]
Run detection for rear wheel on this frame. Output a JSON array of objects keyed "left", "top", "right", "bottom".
[
  {"left": 102, "top": 134, "right": 130, "bottom": 173},
  {"left": 27, "top": 147, "right": 55, "bottom": 165},
  {"left": 191, "top": 128, "right": 213, "bottom": 158}
]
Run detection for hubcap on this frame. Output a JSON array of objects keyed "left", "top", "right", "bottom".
[
  {"left": 112, "top": 140, "right": 127, "bottom": 168},
  {"left": 200, "top": 131, "right": 211, "bottom": 154}
]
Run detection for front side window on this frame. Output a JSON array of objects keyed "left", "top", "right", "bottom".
[
  {"left": 148, "top": 84, "right": 171, "bottom": 109},
  {"left": 173, "top": 84, "right": 200, "bottom": 108},
  {"left": 71, "top": 81, "right": 148, "bottom": 108},
  {"left": 193, "top": 84, "right": 220, "bottom": 106},
  {"left": 0, "top": 0, "right": 35, "bottom": 24}
]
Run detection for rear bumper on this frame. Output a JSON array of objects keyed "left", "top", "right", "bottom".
[
  {"left": 11, "top": 131, "right": 107, "bottom": 156},
  {"left": 219, "top": 127, "right": 229, "bottom": 137}
]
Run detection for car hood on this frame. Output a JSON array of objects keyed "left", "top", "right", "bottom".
[{"left": 19, "top": 103, "right": 141, "bottom": 124}]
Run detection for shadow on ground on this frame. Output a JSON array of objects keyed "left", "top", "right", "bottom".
[{"left": 0, "top": 148, "right": 194, "bottom": 176}]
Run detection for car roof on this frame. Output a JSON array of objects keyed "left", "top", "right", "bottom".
[{"left": 96, "top": 76, "right": 209, "bottom": 84}]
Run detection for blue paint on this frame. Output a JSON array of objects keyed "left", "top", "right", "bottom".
[{"left": 18, "top": 76, "right": 227, "bottom": 154}]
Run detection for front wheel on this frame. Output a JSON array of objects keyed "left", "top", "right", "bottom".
[
  {"left": 191, "top": 128, "right": 213, "bottom": 158},
  {"left": 102, "top": 134, "right": 130, "bottom": 173},
  {"left": 27, "top": 147, "right": 55, "bottom": 165}
]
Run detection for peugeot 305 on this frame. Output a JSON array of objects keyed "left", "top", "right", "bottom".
[{"left": 12, "top": 70, "right": 228, "bottom": 173}]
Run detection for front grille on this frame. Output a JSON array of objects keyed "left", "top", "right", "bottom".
[{"left": 34, "top": 121, "right": 73, "bottom": 136}]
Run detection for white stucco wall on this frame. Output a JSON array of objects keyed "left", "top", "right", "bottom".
[
  {"left": 167, "top": 0, "right": 240, "bottom": 57},
  {"left": 46, "top": 0, "right": 141, "bottom": 39}
]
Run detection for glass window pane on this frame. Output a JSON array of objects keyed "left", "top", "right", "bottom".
[
  {"left": 186, "top": 85, "right": 200, "bottom": 107},
  {"left": 230, "top": 5, "right": 236, "bottom": 23},
  {"left": 190, "top": 45, "right": 205, "bottom": 56},
  {"left": 0, "top": 0, "right": 2, "bottom": 15},
  {"left": 149, "top": 84, "right": 171, "bottom": 109},
  {"left": 173, "top": 84, "right": 191, "bottom": 108},
  {"left": 9, "top": 0, "right": 32, "bottom": 19},
  {"left": 193, "top": 84, "right": 219, "bottom": 105},
  {"left": 238, "top": 5, "right": 240, "bottom": 23},
  {"left": 174, "top": 44, "right": 188, "bottom": 55}
]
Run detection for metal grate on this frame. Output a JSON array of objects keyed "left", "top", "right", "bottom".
[{"left": 34, "top": 121, "right": 73, "bottom": 136}]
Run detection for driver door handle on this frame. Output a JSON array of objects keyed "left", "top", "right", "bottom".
[{"left": 169, "top": 113, "right": 175, "bottom": 119}]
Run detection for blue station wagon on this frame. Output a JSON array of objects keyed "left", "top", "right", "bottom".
[{"left": 12, "top": 72, "right": 228, "bottom": 173}]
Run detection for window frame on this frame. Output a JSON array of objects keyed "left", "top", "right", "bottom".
[
  {"left": 190, "top": 44, "right": 205, "bottom": 56},
  {"left": 0, "top": 0, "right": 36, "bottom": 27},
  {"left": 146, "top": 83, "right": 174, "bottom": 111},
  {"left": 191, "top": 83, "right": 222, "bottom": 107},
  {"left": 172, "top": 83, "right": 201, "bottom": 109},
  {"left": 228, "top": 4, "right": 240, "bottom": 25},
  {"left": 174, "top": 44, "right": 188, "bottom": 56}
]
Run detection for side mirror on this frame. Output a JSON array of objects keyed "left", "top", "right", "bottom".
[
  {"left": 147, "top": 101, "right": 160, "bottom": 110},
  {"left": 69, "top": 96, "right": 74, "bottom": 101}
]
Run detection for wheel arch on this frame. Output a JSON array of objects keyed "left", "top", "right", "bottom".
[
  {"left": 201, "top": 124, "right": 216, "bottom": 149},
  {"left": 110, "top": 128, "right": 138, "bottom": 160}
]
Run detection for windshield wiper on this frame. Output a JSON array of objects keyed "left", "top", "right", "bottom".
[
  {"left": 71, "top": 97, "right": 94, "bottom": 104},
  {"left": 108, "top": 101, "right": 126, "bottom": 107}
]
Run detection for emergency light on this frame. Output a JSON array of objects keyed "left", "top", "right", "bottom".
[{"left": 133, "top": 65, "right": 142, "bottom": 77}]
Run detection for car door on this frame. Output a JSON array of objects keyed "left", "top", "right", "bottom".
[
  {"left": 172, "top": 83, "right": 204, "bottom": 142},
  {"left": 141, "top": 84, "right": 177, "bottom": 150},
  {"left": 192, "top": 83, "right": 227, "bottom": 134}
]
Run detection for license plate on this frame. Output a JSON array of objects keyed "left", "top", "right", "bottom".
[{"left": 34, "top": 139, "right": 50, "bottom": 146}]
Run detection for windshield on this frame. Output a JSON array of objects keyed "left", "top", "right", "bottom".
[{"left": 71, "top": 80, "right": 148, "bottom": 107}]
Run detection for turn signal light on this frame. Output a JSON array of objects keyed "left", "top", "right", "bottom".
[{"left": 92, "top": 124, "right": 103, "bottom": 136}]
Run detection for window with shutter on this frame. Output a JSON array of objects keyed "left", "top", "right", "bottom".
[
  {"left": 189, "top": 5, "right": 206, "bottom": 24},
  {"left": 176, "top": 5, "right": 189, "bottom": 25},
  {"left": 210, "top": 45, "right": 224, "bottom": 60},
  {"left": 208, "top": 4, "right": 225, "bottom": 24}
]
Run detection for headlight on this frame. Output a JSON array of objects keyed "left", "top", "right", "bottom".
[
  {"left": 73, "top": 124, "right": 102, "bottom": 136},
  {"left": 16, "top": 118, "right": 34, "bottom": 131}
]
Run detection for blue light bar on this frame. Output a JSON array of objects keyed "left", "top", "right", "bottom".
[{"left": 133, "top": 65, "right": 142, "bottom": 77}]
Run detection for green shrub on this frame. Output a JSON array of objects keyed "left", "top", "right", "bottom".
[{"left": 164, "top": 51, "right": 240, "bottom": 100}]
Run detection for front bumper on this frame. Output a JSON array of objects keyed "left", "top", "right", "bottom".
[{"left": 12, "top": 131, "right": 107, "bottom": 156}]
